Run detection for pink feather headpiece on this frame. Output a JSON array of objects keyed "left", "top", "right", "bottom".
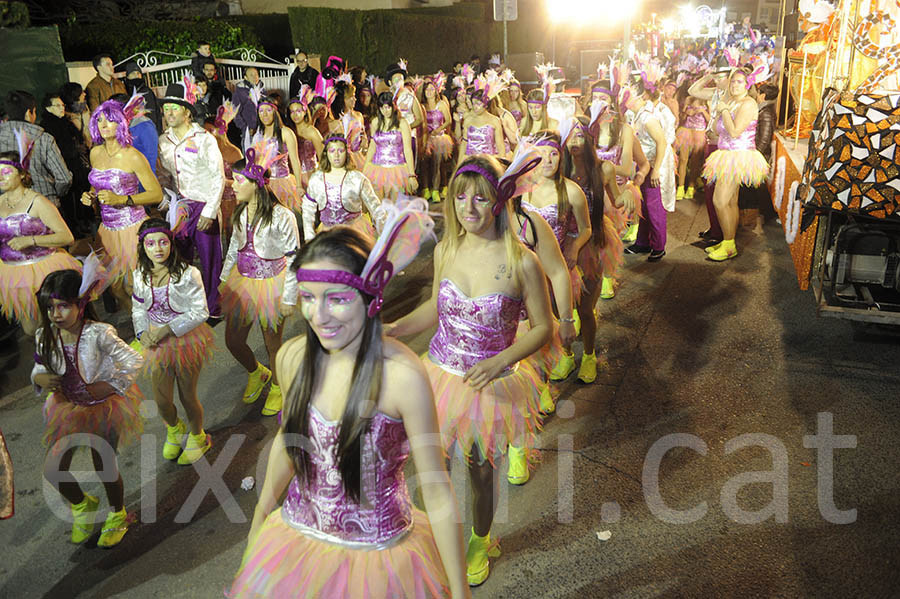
[
  {"left": 239, "top": 138, "right": 284, "bottom": 187},
  {"left": 123, "top": 89, "right": 148, "bottom": 123},
  {"left": 0, "top": 128, "right": 34, "bottom": 171}
]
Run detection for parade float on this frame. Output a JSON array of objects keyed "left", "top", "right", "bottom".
[{"left": 771, "top": 0, "right": 900, "bottom": 323}]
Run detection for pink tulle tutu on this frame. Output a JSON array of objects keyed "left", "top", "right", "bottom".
[
  {"left": 426, "top": 134, "right": 454, "bottom": 162},
  {"left": 228, "top": 507, "right": 449, "bottom": 599},
  {"left": 98, "top": 218, "right": 146, "bottom": 281},
  {"left": 0, "top": 251, "right": 82, "bottom": 323},
  {"left": 363, "top": 163, "right": 408, "bottom": 199},
  {"left": 140, "top": 324, "right": 215, "bottom": 375},
  {"left": 269, "top": 176, "right": 302, "bottom": 213},
  {"left": 702, "top": 149, "right": 769, "bottom": 187},
  {"left": 580, "top": 214, "right": 624, "bottom": 281},
  {"left": 674, "top": 127, "right": 707, "bottom": 154},
  {"left": 317, "top": 215, "right": 375, "bottom": 239},
  {"left": 424, "top": 357, "right": 542, "bottom": 467},
  {"left": 43, "top": 385, "right": 144, "bottom": 451},
  {"left": 349, "top": 150, "right": 366, "bottom": 171},
  {"left": 219, "top": 267, "right": 286, "bottom": 332},
  {"left": 518, "top": 319, "right": 563, "bottom": 381}
]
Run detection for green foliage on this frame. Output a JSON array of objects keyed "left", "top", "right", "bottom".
[{"left": 0, "top": 1, "right": 30, "bottom": 27}]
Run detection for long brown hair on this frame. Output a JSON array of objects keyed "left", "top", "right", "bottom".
[
  {"left": 563, "top": 116, "right": 606, "bottom": 249},
  {"left": 520, "top": 89, "right": 549, "bottom": 134},
  {"left": 35, "top": 270, "right": 99, "bottom": 375},
  {"left": 136, "top": 218, "right": 188, "bottom": 287},
  {"left": 532, "top": 130, "right": 571, "bottom": 226}
]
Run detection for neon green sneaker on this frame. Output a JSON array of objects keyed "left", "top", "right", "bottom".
[
  {"left": 163, "top": 420, "right": 187, "bottom": 460},
  {"left": 97, "top": 508, "right": 128, "bottom": 548},
  {"left": 242, "top": 363, "right": 272, "bottom": 404},
  {"left": 507, "top": 445, "right": 530, "bottom": 485},
  {"left": 538, "top": 383, "right": 555, "bottom": 415},
  {"left": 578, "top": 352, "right": 598, "bottom": 384},
  {"left": 422, "top": 187, "right": 432, "bottom": 201},
  {"left": 550, "top": 352, "right": 576, "bottom": 381},
  {"left": 261, "top": 383, "right": 283, "bottom": 416},
  {"left": 622, "top": 222, "right": 638, "bottom": 243},
  {"left": 686, "top": 186, "right": 695, "bottom": 198},
  {"left": 676, "top": 185, "right": 685, "bottom": 200},
  {"left": 708, "top": 240, "right": 738, "bottom": 261},
  {"left": 466, "top": 528, "right": 500, "bottom": 586},
  {"left": 177, "top": 432, "right": 212, "bottom": 465},
  {"left": 71, "top": 494, "right": 99, "bottom": 544},
  {"left": 600, "top": 276, "right": 615, "bottom": 299}
]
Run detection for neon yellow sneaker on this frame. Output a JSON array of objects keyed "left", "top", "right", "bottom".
[
  {"left": 163, "top": 420, "right": 187, "bottom": 460},
  {"left": 704, "top": 240, "right": 724, "bottom": 254},
  {"left": 422, "top": 187, "right": 432, "bottom": 201},
  {"left": 578, "top": 352, "right": 598, "bottom": 384},
  {"left": 708, "top": 239, "right": 738, "bottom": 262},
  {"left": 600, "top": 276, "right": 615, "bottom": 299},
  {"left": 572, "top": 308, "right": 581, "bottom": 336},
  {"left": 622, "top": 222, "right": 638, "bottom": 243},
  {"left": 177, "top": 432, "right": 212, "bottom": 465},
  {"left": 71, "top": 494, "right": 99, "bottom": 544},
  {"left": 676, "top": 185, "right": 685, "bottom": 200},
  {"left": 686, "top": 186, "right": 695, "bottom": 198},
  {"left": 261, "top": 383, "right": 283, "bottom": 416},
  {"left": 507, "top": 445, "right": 530, "bottom": 485},
  {"left": 538, "top": 383, "right": 555, "bottom": 415},
  {"left": 466, "top": 528, "right": 500, "bottom": 586},
  {"left": 441, "top": 186, "right": 448, "bottom": 199},
  {"left": 550, "top": 352, "right": 576, "bottom": 381},
  {"left": 97, "top": 508, "right": 128, "bottom": 548},
  {"left": 242, "top": 363, "right": 272, "bottom": 404}
]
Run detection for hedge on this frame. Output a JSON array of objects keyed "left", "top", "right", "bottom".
[{"left": 0, "top": 0, "right": 29, "bottom": 27}]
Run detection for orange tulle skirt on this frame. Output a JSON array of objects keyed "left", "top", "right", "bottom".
[
  {"left": 0, "top": 251, "right": 82, "bottom": 323},
  {"left": 426, "top": 134, "right": 454, "bottom": 162},
  {"left": 518, "top": 319, "right": 563, "bottom": 382},
  {"left": 363, "top": 164, "right": 408, "bottom": 200},
  {"left": 424, "top": 356, "right": 542, "bottom": 467},
  {"left": 674, "top": 127, "right": 707, "bottom": 154},
  {"left": 43, "top": 384, "right": 144, "bottom": 452},
  {"left": 318, "top": 215, "right": 375, "bottom": 239},
  {"left": 269, "top": 176, "right": 302, "bottom": 213},
  {"left": 702, "top": 149, "right": 769, "bottom": 188},
  {"left": 349, "top": 150, "right": 367, "bottom": 171},
  {"left": 140, "top": 324, "right": 215, "bottom": 375},
  {"left": 219, "top": 267, "right": 286, "bottom": 332},
  {"left": 98, "top": 218, "right": 146, "bottom": 282},
  {"left": 228, "top": 507, "right": 450, "bottom": 599},
  {"left": 579, "top": 214, "right": 624, "bottom": 282}
]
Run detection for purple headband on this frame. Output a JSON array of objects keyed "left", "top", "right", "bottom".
[
  {"left": 323, "top": 134, "right": 347, "bottom": 146},
  {"left": 238, "top": 147, "right": 270, "bottom": 187},
  {"left": 138, "top": 227, "right": 174, "bottom": 242},
  {"left": 0, "top": 159, "right": 23, "bottom": 170},
  {"left": 527, "top": 98, "right": 547, "bottom": 105},
  {"left": 591, "top": 87, "right": 614, "bottom": 96},
  {"left": 257, "top": 101, "right": 277, "bottom": 110},
  {"left": 456, "top": 157, "right": 542, "bottom": 217},
  {"left": 535, "top": 139, "right": 561, "bottom": 151}
]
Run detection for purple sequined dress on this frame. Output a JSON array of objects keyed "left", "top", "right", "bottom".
[
  {"left": 423, "top": 279, "right": 542, "bottom": 465},
  {"left": 363, "top": 130, "right": 408, "bottom": 198},
  {"left": 465, "top": 124, "right": 497, "bottom": 155},
  {"left": 89, "top": 168, "right": 147, "bottom": 279},
  {"left": 702, "top": 115, "right": 769, "bottom": 186},
  {"left": 228, "top": 406, "right": 450, "bottom": 598},
  {"left": 425, "top": 109, "right": 453, "bottom": 161}
]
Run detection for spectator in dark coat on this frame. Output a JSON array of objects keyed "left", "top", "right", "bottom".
[
  {"left": 231, "top": 67, "right": 265, "bottom": 139},
  {"left": 123, "top": 60, "right": 162, "bottom": 133},
  {"left": 289, "top": 51, "right": 319, "bottom": 99},
  {"left": 191, "top": 42, "right": 215, "bottom": 78}
]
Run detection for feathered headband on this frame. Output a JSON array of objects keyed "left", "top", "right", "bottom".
[
  {"left": 295, "top": 198, "right": 435, "bottom": 317},
  {"left": 454, "top": 140, "right": 543, "bottom": 217},
  {"left": 534, "top": 62, "right": 562, "bottom": 104},
  {"left": 123, "top": 89, "right": 148, "bottom": 123},
  {"left": 68, "top": 251, "right": 109, "bottom": 308},
  {"left": 238, "top": 137, "right": 284, "bottom": 187},
  {"left": 182, "top": 74, "right": 200, "bottom": 106},
  {"left": 214, "top": 100, "right": 237, "bottom": 135},
  {"left": 0, "top": 129, "right": 34, "bottom": 172},
  {"left": 745, "top": 54, "right": 773, "bottom": 88},
  {"left": 432, "top": 71, "right": 447, "bottom": 94}
]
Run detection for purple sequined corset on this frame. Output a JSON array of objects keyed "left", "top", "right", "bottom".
[
  {"left": 425, "top": 109, "right": 444, "bottom": 133},
  {"left": 595, "top": 144, "right": 631, "bottom": 186},
  {"left": 684, "top": 111, "right": 707, "bottom": 130},
  {"left": 372, "top": 130, "right": 405, "bottom": 167},
  {"left": 466, "top": 124, "right": 497, "bottom": 155},
  {"left": 266, "top": 138, "right": 291, "bottom": 178},
  {"left": 510, "top": 109, "right": 524, "bottom": 126},
  {"left": 280, "top": 408, "right": 413, "bottom": 548},
  {"left": 89, "top": 168, "right": 146, "bottom": 230},
  {"left": 0, "top": 213, "right": 54, "bottom": 262},
  {"left": 521, "top": 200, "right": 574, "bottom": 248},
  {"left": 149, "top": 285, "right": 181, "bottom": 325},
  {"left": 299, "top": 138, "right": 318, "bottom": 173},
  {"left": 237, "top": 227, "right": 286, "bottom": 279},
  {"left": 61, "top": 343, "right": 104, "bottom": 406},
  {"left": 321, "top": 180, "right": 359, "bottom": 227},
  {"left": 428, "top": 279, "right": 522, "bottom": 376},
  {"left": 716, "top": 116, "right": 757, "bottom": 151}
]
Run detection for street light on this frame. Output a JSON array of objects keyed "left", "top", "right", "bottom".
[{"left": 545, "top": 0, "right": 641, "bottom": 61}]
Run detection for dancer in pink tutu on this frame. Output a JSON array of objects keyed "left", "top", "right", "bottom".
[
  {"left": 674, "top": 95, "right": 709, "bottom": 200},
  {"left": 286, "top": 91, "right": 324, "bottom": 194},
  {"left": 328, "top": 78, "right": 368, "bottom": 171},
  {"left": 302, "top": 133, "right": 385, "bottom": 241},
  {"left": 388, "top": 154, "right": 552, "bottom": 586},
  {"left": 132, "top": 217, "right": 214, "bottom": 465},
  {"left": 457, "top": 85, "right": 506, "bottom": 164},
  {"left": 701, "top": 68, "right": 769, "bottom": 261},
  {"left": 219, "top": 149, "right": 300, "bottom": 417},
  {"left": 255, "top": 95, "right": 303, "bottom": 213},
  {"left": 33, "top": 265, "right": 143, "bottom": 548},
  {"left": 0, "top": 139, "right": 80, "bottom": 336},
  {"left": 363, "top": 91, "right": 417, "bottom": 202},
  {"left": 419, "top": 76, "right": 453, "bottom": 202},
  {"left": 230, "top": 202, "right": 470, "bottom": 599}
]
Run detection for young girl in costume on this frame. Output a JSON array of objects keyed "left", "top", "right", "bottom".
[
  {"left": 230, "top": 204, "right": 471, "bottom": 599},
  {"left": 419, "top": 76, "right": 453, "bottom": 203},
  {"left": 457, "top": 86, "right": 506, "bottom": 164},
  {"left": 132, "top": 218, "right": 214, "bottom": 465},
  {"left": 388, "top": 153, "right": 553, "bottom": 586},
  {"left": 255, "top": 95, "right": 303, "bottom": 213},
  {"left": 329, "top": 78, "right": 368, "bottom": 171},
  {"left": 702, "top": 68, "right": 769, "bottom": 261},
  {"left": 519, "top": 89, "right": 558, "bottom": 137},
  {"left": 674, "top": 95, "right": 709, "bottom": 200},
  {"left": 220, "top": 149, "right": 300, "bottom": 417},
  {"left": 450, "top": 85, "right": 471, "bottom": 157},
  {"left": 302, "top": 134, "right": 385, "bottom": 241},
  {"left": 80, "top": 97, "right": 163, "bottom": 310},
  {"left": 504, "top": 80, "right": 527, "bottom": 128},
  {"left": 363, "top": 91, "right": 417, "bottom": 202},
  {"left": 0, "top": 140, "right": 80, "bottom": 336},
  {"left": 287, "top": 90, "right": 324, "bottom": 194},
  {"left": 33, "top": 265, "right": 143, "bottom": 548}
]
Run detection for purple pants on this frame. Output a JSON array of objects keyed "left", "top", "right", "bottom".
[
  {"left": 636, "top": 180, "right": 666, "bottom": 251},
  {"left": 703, "top": 143, "right": 723, "bottom": 239},
  {"left": 175, "top": 199, "right": 223, "bottom": 316}
]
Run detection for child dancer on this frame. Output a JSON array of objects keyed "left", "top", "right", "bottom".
[
  {"left": 33, "top": 265, "right": 143, "bottom": 548},
  {"left": 132, "top": 218, "right": 214, "bottom": 465},
  {"left": 363, "top": 91, "right": 417, "bottom": 202},
  {"left": 220, "top": 148, "right": 300, "bottom": 417},
  {"left": 230, "top": 204, "right": 470, "bottom": 599}
]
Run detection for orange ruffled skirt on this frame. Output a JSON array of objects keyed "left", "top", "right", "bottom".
[
  {"left": 0, "top": 251, "right": 82, "bottom": 323},
  {"left": 702, "top": 149, "right": 769, "bottom": 188},
  {"left": 269, "top": 176, "right": 302, "bottom": 213},
  {"left": 317, "top": 215, "right": 376, "bottom": 240},
  {"left": 426, "top": 134, "right": 454, "bottom": 162},
  {"left": 363, "top": 163, "right": 408, "bottom": 200},
  {"left": 98, "top": 218, "right": 146, "bottom": 282},
  {"left": 674, "top": 127, "right": 707, "bottom": 154},
  {"left": 424, "top": 357, "right": 542, "bottom": 467},
  {"left": 228, "top": 507, "right": 449, "bottom": 599},
  {"left": 140, "top": 324, "right": 215, "bottom": 375},
  {"left": 43, "top": 384, "right": 144, "bottom": 452},
  {"left": 578, "top": 213, "right": 624, "bottom": 282},
  {"left": 219, "top": 267, "right": 286, "bottom": 332}
]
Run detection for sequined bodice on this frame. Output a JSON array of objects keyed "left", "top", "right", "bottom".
[
  {"left": 237, "top": 226, "right": 286, "bottom": 279},
  {"left": 428, "top": 279, "right": 523, "bottom": 376},
  {"left": 60, "top": 341, "right": 103, "bottom": 406},
  {"left": 510, "top": 109, "right": 523, "bottom": 126},
  {"left": 684, "top": 111, "right": 707, "bottom": 130},
  {"left": 425, "top": 109, "right": 445, "bottom": 133},
  {"left": 267, "top": 138, "right": 290, "bottom": 178},
  {"left": 281, "top": 408, "right": 413, "bottom": 547},
  {"left": 148, "top": 285, "right": 181, "bottom": 325},
  {"left": 716, "top": 116, "right": 758, "bottom": 151},
  {"left": 595, "top": 143, "right": 630, "bottom": 186},
  {"left": 372, "top": 130, "right": 405, "bottom": 167},
  {"left": 321, "top": 179, "right": 359, "bottom": 227},
  {"left": 521, "top": 200, "right": 575, "bottom": 248},
  {"left": 89, "top": 168, "right": 146, "bottom": 229},
  {"left": 299, "top": 138, "right": 318, "bottom": 173},
  {"left": 466, "top": 124, "right": 497, "bottom": 155},
  {"left": 0, "top": 213, "right": 54, "bottom": 262}
]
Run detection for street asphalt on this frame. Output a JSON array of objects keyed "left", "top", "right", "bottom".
[{"left": 1, "top": 194, "right": 898, "bottom": 598}]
